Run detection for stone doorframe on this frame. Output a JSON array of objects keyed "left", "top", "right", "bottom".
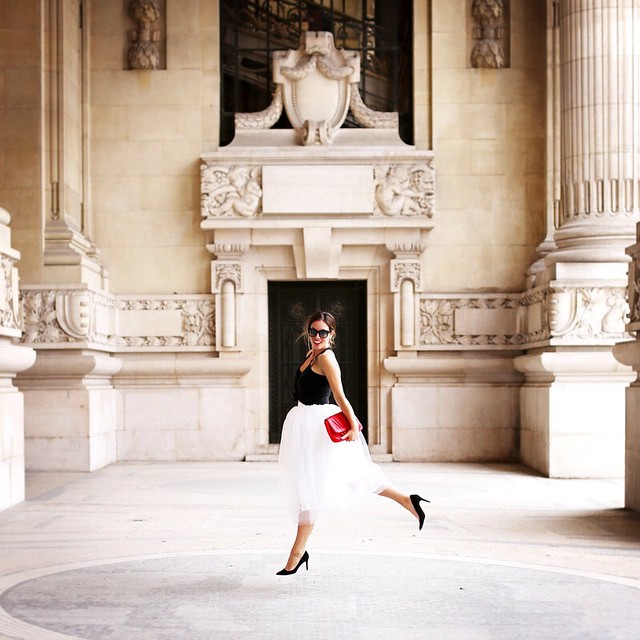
[{"left": 200, "top": 132, "right": 436, "bottom": 456}]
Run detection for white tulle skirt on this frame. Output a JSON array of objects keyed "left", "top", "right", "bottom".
[{"left": 278, "top": 402, "right": 390, "bottom": 524}]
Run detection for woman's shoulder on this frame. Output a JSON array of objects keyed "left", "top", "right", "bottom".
[{"left": 316, "top": 348, "right": 337, "bottom": 364}]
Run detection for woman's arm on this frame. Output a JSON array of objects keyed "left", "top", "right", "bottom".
[{"left": 316, "top": 351, "right": 360, "bottom": 441}]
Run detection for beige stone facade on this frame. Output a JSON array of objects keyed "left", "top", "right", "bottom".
[{"left": 2, "top": 1, "right": 640, "bottom": 510}]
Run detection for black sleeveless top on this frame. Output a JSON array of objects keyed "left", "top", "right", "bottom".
[{"left": 293, "top": 348, "right": 331, "bottom": 405}]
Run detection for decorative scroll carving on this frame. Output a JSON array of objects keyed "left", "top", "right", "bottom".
[
  {"left": 391, "top": 261, "right": 422, "bottom": 292},
  {"left": 273, "top": 31, "right": 360, "bottom": 145},
  {"left": 20, "top": 290, "right": 215, "bottom": 349},
  {"left": 235, "top": 86, "right": 283, "bottom": 130},
  {"left": 549, "top": 287, "right": 628, "bottom": 340},
  {"left": 127, "top": 0, "right": 162, "bottom": 70},
  {"left": 349, "top": 84, "right": 399, "bottom": 129},
  {"left": 214, "top": 263, "right": 242, "bottom": 293},
  {"left": 374, "top": 164, "right": 435, "bottom": 217},
  {"left": 201, "top": 165, "right": 262, "bottom": 218},
  {"left": 22, "top": 291, "right": 70, "bottom": 344},
  {"left": 55, "top": 291, "right": 92, "bottom": 340},
  {"left": 419, "top": 297, "right": 521, "bottom": 346},
  {"left": 0, "top": 255, "right": 21, "bottom": 333},
  {"left": 470, "top": 0, "right": 509, "bottom": 69}
]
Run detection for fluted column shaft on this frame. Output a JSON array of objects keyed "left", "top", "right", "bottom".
[{"left": 557, "top": 0, "right": 640, "bottom": 252}]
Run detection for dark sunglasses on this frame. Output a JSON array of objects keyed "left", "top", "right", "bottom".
[{"left": 308, "top": 328, "right": 331, "bottom": 338}]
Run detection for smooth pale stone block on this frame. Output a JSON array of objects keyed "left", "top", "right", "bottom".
[
  {"left": 117, "top": 431, "right": 177, "bottom": 462},
  {"left": 393, "top": 426, "right": 515, "bottom": 462},
  {"left": 262, "top": 165, "right": 373, "bottom": 214},
  {"left": 549, "top": 384, "right": 626, "bottom": 437},
  {"left": 89, "top": 431, "right": 116, "bottom": 471},
  {"left": 437, "top": 386, "right": 518, "bottom": 430},
  {"left": 549, "top": 434, "right": 624, "bottom": 479},
  {"left": 25, "top": 436, "right": 90, "bottom": 471},
  {"left": 122, "top": 389, "right": 200, "bottom": 431},
  {"left": 199, "top": 388, "right": 245, "bottom": 431},
  {"left": 24, "top": 390, "right": 93, "bottom": 438},
  {"left": 118, "top": 310, "right": 184, "bottom": 338},
  {"left": 453, "top": 308, "right": 517, "bottom": 337},
  {"left": 176, "top": 430, "right": 245, "bottom": 461}
]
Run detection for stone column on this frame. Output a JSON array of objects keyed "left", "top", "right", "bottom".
[
  {"left": 517, "top": 0, "right": 640, "bottom": 478},
  {"left": 552, "top": 0, "right": 640, "bottom": 260},
  {"left": 0, "top": 209, "right": 36, "bottom": 510}
]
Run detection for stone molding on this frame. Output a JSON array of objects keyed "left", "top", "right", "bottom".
[
  {"left": 20, "top": 287, "right": 215, "bottom": 351},
  {"left": 201, "top": 159, "right": 435, "bottom": 222},
  {"left": 406, "top": 285, "right": 630, "bottom": 351}
]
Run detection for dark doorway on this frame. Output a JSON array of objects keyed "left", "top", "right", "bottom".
[{"left": 268, "top": 281, "right": 368, "bottom": 443}]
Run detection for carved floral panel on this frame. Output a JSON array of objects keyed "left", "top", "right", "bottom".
[{"left": 20, "top": 289, "right": 215, "bottom": 349}]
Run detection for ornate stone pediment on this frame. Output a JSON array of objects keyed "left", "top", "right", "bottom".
[{"left": 234, "top": 30, "right": 399, "bottom": 146}]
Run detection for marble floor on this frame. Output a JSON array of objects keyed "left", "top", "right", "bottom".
[{"left": 0, "top": 462, "right": 639, "bottom": 639}]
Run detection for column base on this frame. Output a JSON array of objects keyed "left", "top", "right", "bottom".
[
  {"left": 17, "top": 351, "right": 122, "bottom": 472},
  {"left": 514, "top": 350, "right": 634, "bottom": 478}
]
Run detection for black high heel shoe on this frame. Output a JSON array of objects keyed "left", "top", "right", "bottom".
[
  {"left": 276, "top": 551, "right": 309, "bottom": 576},
  {"left": 410, "top": 494, "right": 430, "bottom": 530}
]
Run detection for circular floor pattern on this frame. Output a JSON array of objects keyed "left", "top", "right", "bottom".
[{"left": 1, "top": 551, "right": 639, "bottom": 640}]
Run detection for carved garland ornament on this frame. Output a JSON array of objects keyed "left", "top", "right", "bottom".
[
  {"left": 20, "top": 290, "right": 215, "bottom": 348},
  {"left": 201, "top": 165, "right": 262, "bottom": 218},
  {"left": 419, "top": 297, "right": 521, "bottom": 346},
  {"left": 374, "top": 164, "right": 435, "bottom": 217}
]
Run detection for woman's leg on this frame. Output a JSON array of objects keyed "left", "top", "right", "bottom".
[
  {"left": 379, "top": 487, "right": 419, "bottom": 520},
  {"left": 282, "top": 522, "right": 314, "bottom": 571}
]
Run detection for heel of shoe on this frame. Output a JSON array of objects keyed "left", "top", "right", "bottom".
[{"left": 410, "top": 494, "right": 429, "bottom": 530}]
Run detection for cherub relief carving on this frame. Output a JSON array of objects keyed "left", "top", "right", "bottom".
[
  {"left": 374, "top": 165, "right": 434, "bottom": 217},
  {"left": 201, "top": 166, "right": 262, "bottom": 218}
]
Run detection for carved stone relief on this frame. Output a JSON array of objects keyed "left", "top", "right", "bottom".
[
  {"left": 391, "top": 261, "right": 423, "bottom": 292},
  {"left": 419, "top": 297, "right": 521, "bottom": 347},
  {"left": 470, "top": 0, "right": 510, "bottom": 69},
  {"left": 20, "top": 289, "right": 215, "bottom": 349},
  {"left": 0, "top": 254, "right": 21, "bottom": 334},
  {"left": 413, "top": 286, "right": 629, "bottom": 350},
  {"left": 548, "top": 287, "right": 628, "bottom": 340},
  {"left": 234, "top": 30, "right": 399, "bottom": 144},
  {"left": 213, "top": 263, "right": 243, "bottom": 293},
  {"left": 126, "top": 0, "right": 163, "bottom": 70},
  {"left": 374, "top": 164, "right": 435, "bottom": 217},
  {"left": 201, "top": 165, "right": 262, "bottom": 218}
]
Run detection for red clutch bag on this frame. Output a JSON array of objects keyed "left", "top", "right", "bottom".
[{"left": 324, "top": 412, "right": 363, "bottom": 442}]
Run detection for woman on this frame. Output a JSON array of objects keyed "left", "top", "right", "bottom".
[{"left": 277, "top": 310, "right": 429, "bottom": 576}]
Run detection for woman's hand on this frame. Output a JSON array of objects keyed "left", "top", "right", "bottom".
[{"left": 345, "top": 428, "right": 360, "bottom": 442}]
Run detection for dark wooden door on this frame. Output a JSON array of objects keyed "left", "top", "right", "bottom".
[{"left": 268, "top": 281, "right": 368, "bottom": 443}]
